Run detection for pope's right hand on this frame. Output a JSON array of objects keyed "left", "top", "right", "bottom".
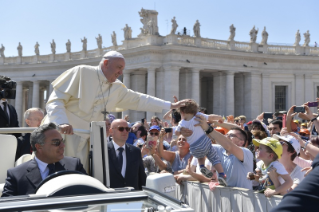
[{"left": 58, "top": 124, "right": 74, "bottom": 135}]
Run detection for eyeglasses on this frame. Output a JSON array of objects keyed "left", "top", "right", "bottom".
[
  {"left": 150, "top": 132, "right": 159, "bottom": 136},
  {"left": 51, "top": 139, "right": 65, "bottom": 147},
  {"left": 226, "top": 133, "right": 239, "bottom": 139},
  {"left": 114, "top": 126, "right": 131, "bottom": 132}
]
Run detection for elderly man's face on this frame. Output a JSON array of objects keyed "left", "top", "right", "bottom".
[
  {"left": 26, "top": 110, "right": 44, "bottom": 127},
  {"left": 102, "top": 58, "right": 125, "bottom": 83}
]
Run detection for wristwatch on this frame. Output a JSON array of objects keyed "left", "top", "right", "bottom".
[
  {"left": 205, "top": 125, "right": 214, "bottom": 134},
  {"left": 311, "top": 115, "right": 319, "bottom": 122}
]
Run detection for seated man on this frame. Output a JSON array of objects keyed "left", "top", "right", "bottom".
[
  {"left": 1, "top": 123, "right": 87, "bottom": 197},
  {"left": 15, "top": 108, "right": 44, "bottom": 161}
]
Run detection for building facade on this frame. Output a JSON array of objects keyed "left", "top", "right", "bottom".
[{"left": 1, "top": 9, "right": 319, "bottom": 126}]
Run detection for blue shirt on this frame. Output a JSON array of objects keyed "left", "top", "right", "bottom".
[
  {"left": 213, "top": 144, "right": 253, "bottom": 189},
  {"left": 171, "top": 151, "right": 192, "bottom": 173},
  {"left": 126, "top": 132, "right": 137, "bottom": 145}
]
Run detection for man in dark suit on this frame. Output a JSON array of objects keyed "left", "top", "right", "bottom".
[
  {"left": 15, "top": 108, "right": 44, "bottom": 161},
  {"left": 1, "top": 123, "right": 87, "bottom": 197},
  {"left": 108, "top": 119, "right": 146, "bottom": 190},
  {"left": 0, "top": 98, "right": 21, "bottom": 138}
]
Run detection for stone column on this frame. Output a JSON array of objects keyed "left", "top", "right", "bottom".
[
  {"left": 122, "top": 72, "right": 131, "bottom": 119},
  {"left": 191, "top": 68, "right": 201, "bottom": 104},
  {"left": 212, "top": 72, "right": 222, "bottom": 115},
  {"left": 305, "top": 74, "right": 313, "bottom": 105},
  {"left": 262, "top": 73, "right": 271, "bottom": 112},
  {"left": 295, "top": 73, "right": 305, "bottom": 106},
  {"left": 15, "top": 81, "right": 23, "bottom": 125},
  {"left": 225, "top": 71, "right": 235, "bottom": 116},
  {"left": 163, "top": 66, "right": 180, "bottom": 119},
  {"left": 32, "top": 80, "right": 40, "bottom": 108},
  {"left": 244, "top": 72, "right": 262, "bottom": 121},
  {"left": 146, "top": 67, "right": 156, "bottom": 121},
  {"left": 234, "top": 73, "right": 245, "bottom": 116}
]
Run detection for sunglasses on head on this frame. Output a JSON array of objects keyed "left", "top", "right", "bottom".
[
  {"left": 51, "top": 139, "right": 65, "bottom": 147},
  {"left": 116, "top": 126, "right": 131, "bottom": 132},
  {"left": 150, "top": 132, "right": 159, "bottom": 136}
]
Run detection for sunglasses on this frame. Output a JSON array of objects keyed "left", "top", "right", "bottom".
[
  {"left": 150, "top": 132, "right": 159, "bottom": 136},
  {"left": 51, "top": 139, "right": 65, "bottom": 147},
  {"left": 115, "top": 126, "right": 131, "bottom": 132}
]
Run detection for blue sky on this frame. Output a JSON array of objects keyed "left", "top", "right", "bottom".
[{"left": 1, "top": 0, "right": 318, "bottom": 57}]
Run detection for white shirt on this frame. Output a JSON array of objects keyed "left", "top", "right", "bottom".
[
  {"left": 0, "top": 99, "right": 10, "bottom": 120},
  {"left": 176, "top": 112, "right": 209, "bottom": 145},
  {"left": 279, "top": 165, "right": 305, "bottom": 185},
  {"left": 34, "top": 156, "right": 50, "bottom": 180},
  {"left": 112, "top": 140, "right": 126, "bottom": 177}
]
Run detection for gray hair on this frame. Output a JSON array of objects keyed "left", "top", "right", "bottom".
[
  {"left": 30, "top": 123, "right": 57, "bottom": 151},
  {"left": 99, "top": 56, "right": 114, "bottom": 67},
  {"left": 24, "top": 107, "right": 44, "bottom": 120}
]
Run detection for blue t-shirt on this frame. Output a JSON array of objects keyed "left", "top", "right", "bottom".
[
  {"left": 213, "top": 144, "right": 253, "bottom": 190},
  {"left": 126, "top": 132, "right": 137, "bottom": 145},
  {"left": 171, "top": 151, "right": 192, "bottom": 173}
]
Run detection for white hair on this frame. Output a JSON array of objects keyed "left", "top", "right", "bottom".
[{"left": 24, "top": 108, "right": 44, "bottom": 120}]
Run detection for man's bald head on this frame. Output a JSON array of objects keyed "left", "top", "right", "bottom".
[
  {"left": 110, "top": 119, "right": 130, "bottom": 146},
  {"left": 111, "top": 119, "right": 128, "bottom": 128}
]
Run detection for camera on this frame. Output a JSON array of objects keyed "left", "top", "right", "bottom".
[{"left": 0, "top": 75, "right": 16, "bottom": 99}]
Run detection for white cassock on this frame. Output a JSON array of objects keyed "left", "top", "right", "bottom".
[{"left": 43, "top": 65, "right": 171, "bottom": 170}]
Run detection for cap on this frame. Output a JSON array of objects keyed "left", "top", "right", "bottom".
[
  {"left": 273, "top": 134, "right": 300, "bottom": 155},
  {"left": 215, "top": 127, "right": 226, "bottom": 135},
  {"left": 247, "top": 121, "right": 253, "bottom": 125},
  {"left": 103, "top": 51, "right": 125, "bottom": 60},
  {"left": 293, "top": 120, "right": 300, "bottom": 124},
  {"left": 149, "top": 125, "right": 161, "bottom": 131},
  {"left": 299, "top": 129, "right": 310, "bottom": 135},
  {"left": 301, "top": 123, "right": 307, "bottom": 127},
  {"left": 253, "top": 137, "right": 283, "bottom": 159}
]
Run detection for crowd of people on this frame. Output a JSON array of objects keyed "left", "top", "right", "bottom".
[{"left": 1, "top": 50, "right": 319, "bottom": 210}]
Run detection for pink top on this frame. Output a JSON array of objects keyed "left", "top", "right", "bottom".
[{"left": 293, "top": 156, "right": 312, "bottom": 169}]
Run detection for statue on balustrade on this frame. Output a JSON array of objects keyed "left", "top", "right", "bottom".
[
  {"left": 96, "top": 34, "right": 103, "bottom": 49},
  {"left": 249, "top": 26, "right": 258, "bottom": 43},
  {"left": 303, "top": 30, "right": 310, "bottom": 47},
  {"left": 50, "top": 39, "right": 56, "bottom": 55},
  {"left": 122, "top": 24, "right": 132, "bottom": 40},
  {"left": 228, "top": 24, "right": 236, "bottom": 41},
  {"left": 147, "top": 19, "right": 155, "bottom": 35},
  {"left": 294, "top": 30, "right": 301, "bottom": 46},
  {"left": 170, "top": 17, "right": 178, "bottom": 35},
  {"left": 81, "top": 37, "right": 87, "bottom": 51},
  {"left": 17, "top": 42, "right": 23, "bottom": 57},
  {"left": 66, "top": 39, "right": 71, "bottom": 53},
  {"left": 111, "top": 31, "right": 117, "bottom": 46},
  {"left": 260, "top": 26, "right": 268, "bottom": 45},
  {"left": 193, "top": 20, "right": 201, "bottom": 37},
  {"left": 34, "top": 42, "right": 40, "bottom": 56},
  {"left": 0, "top": 44, "right": 5, "bottom": 58}
]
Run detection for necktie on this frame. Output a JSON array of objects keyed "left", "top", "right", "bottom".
[
  {"left": 117, "top": 147, "right": 124, "bottom": 172},
  {"left": 47, "top": 163, "right": 55, "bottom": 176},
  {"left": 2, "top": 102, "right": 9, "bottom": 123}
]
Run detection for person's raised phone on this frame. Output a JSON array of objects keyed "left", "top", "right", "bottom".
[
  {"left": 141, "top": 118, "right": 145, "bottom": 124},
  {"left": 164, "top": 128, "right": 172, "bottom": 133},
  {"left": 294, "top": 106, "right": 305, "bottom": 113},
  {"left": 308, "top": 102, "right": 318, "bottom": 107}
]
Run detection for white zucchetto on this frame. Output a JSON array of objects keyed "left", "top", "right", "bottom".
[{"left": 103, "top": 51, "right": 125, "bottom": 60}]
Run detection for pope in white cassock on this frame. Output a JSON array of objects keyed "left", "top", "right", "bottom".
[{"left": 43, "top": 51, "right": 186, "bottom": 170}]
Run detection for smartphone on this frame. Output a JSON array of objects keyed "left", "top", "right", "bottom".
[
  {"left": 141, "top": 118, "right": 145, "bottom": 124},
  {"left": 308, "top": 102, "right": 318, "bottom": 107},
  {"left": 263, "top": 112, "right": 273, "bottom": 125},
  {"left": 294, "top": 106, "right": 305, "bottom": 113},
  {"left": 164, "top": 128, "right": 172, "bottom": 133}
]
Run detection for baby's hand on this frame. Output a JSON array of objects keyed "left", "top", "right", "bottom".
[{"left": 267, "top": 167, "right": 278, "bottom": 179}]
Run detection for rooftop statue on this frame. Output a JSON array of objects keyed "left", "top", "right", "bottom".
[
  {"left": 294, "top": 30, "right": 301, "bottom": 46},
  {"left": 228, "top": 24, "right": 236, "bottom": 41},
  {"left": 147, "top": 19, "right": 155, "bottom": 35},
  {"left": 122, "top": 24, "right": 132, "bottom": 40},
  {"left": 111, "top": 31, "right": 117, "bottom": 46},
  {"left": 0, "top": 44, "right": 5, "bottom": 58},
  {"left": 193, "top": 20, "right": 201, "bottom": 38},
  {"left": 303, "top": 30, "right": 310, "bottom": 47},
  {"left": 34, "top": 42, "right": 40, "bottom": 56},
  {"left": 17, "top": 42, "right": 23, "bottom": 57},
  {"left": 66, "top": 39, "right": 71, "bottom": 53},
  {"left": 138, "top": 8, "right": 159, "bottom": 37},
  {"left": 260, "top": 26, "right": 268, "bottom": 45},
  {"left": 50, "top": 39, "right": 56, "bottom": 54},
  {"left": 81, "top": 37, "right": 87, "bottom": 51},
  {"left": 96, "top": 34, "right": 103, "bottom": 49},
  {"left": 170, "top": 17, "right": 178, "bottom": 35},
  {"left": 249, "top": 26, "right": 258, "bottom": 43}
]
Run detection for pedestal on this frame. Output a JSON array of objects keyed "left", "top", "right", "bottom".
[
  {"left": 146, "top": 35, "right": 158, "bottom": 45},
  {"left": 165, "top": 34, "right": 178, "bottom": 45},
  {"left": 96, "top": 49, "right": 103, "bottom": 57},
  {"left": 81, "top": 51, "right": 87, "bottom": 59},
  {"left": 250, "top": 43, "right": 258, "bottom": 52},
  {"left": 50, "top": 54, "right": 55, "bottom": 62},
  {"left": 0, "top": 57, "right": 4, "bottom": 65},
  {"left": 195, "top": 37, "right": 201, "bottom": 47},
  {"left": 16, "top": 57, "right": 22, "bottom": 64},
  {"left": 304, "top": 46, "right": 310, "bottom": 55},
  {"left": 262, "top": 44, "right": 268, "bottom": 54},
  {"left": 65, "top": 52, "right": 71, "bottom": 60},
  {"left": 228, "top": 40, "right": 235, "bottom": 50},
  {"left": 294, "top": 46, "right": 302, "bottom": 55},
  {"left": 33, "top": 55, "right": 39, "bottom": 63}
]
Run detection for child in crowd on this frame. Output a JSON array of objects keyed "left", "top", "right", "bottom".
[
  {"left": 247, "top": 137, "right": 293, "bottom": 196},
  {"left": 175, "top": 99, "right": 227, "bottom": 186}
]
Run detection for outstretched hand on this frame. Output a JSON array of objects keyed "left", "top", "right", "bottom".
[{"left": 170, "top": 99, "right": 189, "bottom": 109}]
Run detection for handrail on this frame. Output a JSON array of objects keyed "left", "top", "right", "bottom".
[{"left": 0, "top": 127, "right": 90, "bottom": 134}]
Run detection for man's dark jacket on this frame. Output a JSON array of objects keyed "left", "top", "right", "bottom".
[
  {"left": 107, "top": 142, "right": 146, "bottom": 190},
  {"left": 15, "top": 133, "right": 32, "bottom": 161},
  {"left": 0, "top": 103, "right": 21, "bottom": 138},
  {"left": 1, "top": 156, "right": 87, "bottom": 197}
]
